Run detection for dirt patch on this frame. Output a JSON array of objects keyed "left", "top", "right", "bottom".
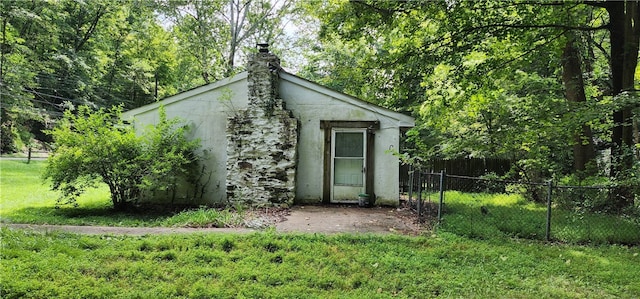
[{"left": 274, "top": 204, "right": 424, "bottom": 235}]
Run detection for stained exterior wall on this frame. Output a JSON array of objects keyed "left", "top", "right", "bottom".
[
  {"left": 123, "top": 59, "right": 413, "bottom": 207},
  {"left": 278, "top": 73, "right": 406, "bottom": 205},
  {"left": 225, "top": 51, "right": 298, "bottom": 206},
  {"left": 124, "top": 76, "right": 248, "bottom": 204}
]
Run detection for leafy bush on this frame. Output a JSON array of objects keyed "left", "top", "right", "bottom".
[
  {"left": 554, "top": 175, "right": 611, "bottom": 213},
  {"left": 44, "top": 105, "right": 201, "bottom": 210}
]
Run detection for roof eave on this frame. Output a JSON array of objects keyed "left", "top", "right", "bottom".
[{"left": 279, "top": 72, "right": 415, "bottom": 127}]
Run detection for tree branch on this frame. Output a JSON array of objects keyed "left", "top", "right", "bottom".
[
  {"left": 75, "top": 6, "right": 106, "bottom": 52},
  {"left": 586, "top": 30, "right": 611, "bottom": 62},
  {"left": 349, "top": 0, "right": 404, "bottom": 17},
  {"left": 460, "top": 22, "right": 609, "bottom": 35}
]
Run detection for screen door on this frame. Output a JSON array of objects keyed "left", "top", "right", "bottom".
[{"left": 331, "top": 129, "right": 366, "bottom": 202}]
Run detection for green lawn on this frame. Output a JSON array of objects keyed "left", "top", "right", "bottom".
[
  {"left": 1, "top": 160, "right": 110, "bottom": 220},
  {"left": 3, "top": 160, "right": 639, "bottom": 244},
  {"left": 2, "top": 160, "right": 640, "bottom": 297},
  {"left": 440, "top": 191, "right": 640, "bottom": 245},
  {"left": 2, "top": 228, "right": 639, "bottom": 298},
  {"left": 0, "top": 160, "right": 243, "bottom": 227}
]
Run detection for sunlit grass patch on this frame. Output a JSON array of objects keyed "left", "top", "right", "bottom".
[
  {"left": 1, "top": 160, "right": 111, "bottom": 223},
  {"left": 438, "top": 191, "right": 640, "bottom": 244},
  {"left": 0, "top": 160, "right": 248, "bottom": 228}
]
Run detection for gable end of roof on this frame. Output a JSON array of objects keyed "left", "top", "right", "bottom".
[
  {"left": 279, "top": 72, "right": 415, "bottom": 127},
  {"left": 122, "top": 72, "right": 248, "bottom": 118}
]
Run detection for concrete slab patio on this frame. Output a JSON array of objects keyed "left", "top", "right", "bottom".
[{"left": 275, "top": 205, "right": 419, "bottom": 234}]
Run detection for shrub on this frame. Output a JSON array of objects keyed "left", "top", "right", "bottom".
[{"left": 44, "top": 105, "right": 201, "bottom": 210}]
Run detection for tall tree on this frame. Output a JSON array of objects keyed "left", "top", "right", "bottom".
[
  {"left": 600, "top": 2, "right": 639, "bottom": 205},
  {"left": 159, "top": 0, "right": 294, "bottom": 84},
  {"left": 303, "top": 0, "right": 638, "bottom": 207},
  {"left": 561, "top": 35, "right": 596, "bottom": 173}
]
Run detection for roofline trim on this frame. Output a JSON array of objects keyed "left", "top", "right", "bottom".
[
  {"left": 122, "top": 72, "right": 248, "bottom": 118},
  {"left": 279, "top": 72, "right": 415, "bottom": 127}
]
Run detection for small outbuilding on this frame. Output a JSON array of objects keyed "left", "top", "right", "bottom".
[{"left": 123, "top": 45, "right": 414, "bottom": 207}]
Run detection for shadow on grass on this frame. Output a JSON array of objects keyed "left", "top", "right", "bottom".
[
  {"left": 2, "top": 204, "right": 183, "bottom": 227},
  {"left": 441, "top": 201, "right": 548, "bottom": 241},
  {"left": 439, "top": 192, "right": 640, "bottom": 245}
]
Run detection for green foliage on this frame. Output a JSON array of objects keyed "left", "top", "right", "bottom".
[
  {"left": 43, "top": 106, "right": 140, "bottom": 208},
  {"left": 158, "top": 0, "right": 295, "bottom": 82},
  {"left": 138, "top": 107, "right": 202, "bottom": 197},
  {"left": 0, "top": 160, "right": 245, "bottom": 227},
  {"left": 43, "top": 105, "right": 201, "bottom": 210},
  {"left": 554, "top": 175, "right": 612, "bottom": 213},
  {"left": 305, "top": 0, "right": 639, "bottom": 211},
  {"left": 0, "top": 0, "right": 189, "bottom": 152},
  {"left": 1, "top": 0, "right": 303, "bottom": 153},
  {"left": 2, "top": 228, "right": 639, "bottom": 298}
]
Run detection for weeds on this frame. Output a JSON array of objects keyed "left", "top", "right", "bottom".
[
  {"left": 1, "top": 228, "right": 638, "bottom": 298},
  {"left": 160, "top": 207, "right": 245, "bottom": 228}
]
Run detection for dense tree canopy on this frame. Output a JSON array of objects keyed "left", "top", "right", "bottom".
[
  {"left": 1, "top": 0, "right": 180, "bottom": 152},
  {"left": 157, "top": 0, "right": 295, "bottom": 83},
  {"left": 0, "top": 0, "right": 295, "bottom": 153},
  {"left": 300, "top": 0, "right": 638, "bottom": 207},
  {"left": 1, "top": 0, "right": 638, "bottom": 208}
]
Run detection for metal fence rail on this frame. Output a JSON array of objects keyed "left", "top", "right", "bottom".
[
  {"left": 404, "top": 168, "right": 444, "bottom": 224},
  {"left": 403, "top": 166, "right": 640, "bottom": 245}
]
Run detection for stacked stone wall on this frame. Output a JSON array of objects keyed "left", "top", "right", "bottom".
[{"left": 225, "top": 50, "right": 298, "bottom": 206}]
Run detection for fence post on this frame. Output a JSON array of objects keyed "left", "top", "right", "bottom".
[
  {"left": 545, "top": 180, "right": 553, "bottom": 242},
  {"left": 408, "top": 165, "right": 414, "bottom": 206},
  {"left": 417, "top": 170, "right": 423, "bottom": 220},
  {"left": 437, "top": 170, "right": 445, "bottom": 225}
]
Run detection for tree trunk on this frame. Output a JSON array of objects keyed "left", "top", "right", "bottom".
[
  {"left": 608, "top": 1, "right": 639, "bottom": 156},
  {"left": 605, "top": 0, "right": 639, "bottom": 210},
  {"left": 0, "top": 5, "right": 8, "bottom": 87},
  {"left": 561, "top": 36, "right": 597, "bottom": 174},
  {"left": 227, "top": 43, "right": 237, "bottom": 76}
]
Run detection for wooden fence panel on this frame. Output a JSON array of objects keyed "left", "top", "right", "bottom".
[{"left": 399, "top": 158, "right": 512, "bottom": 193}]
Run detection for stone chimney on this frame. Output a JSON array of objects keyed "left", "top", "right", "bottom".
[
  {"left": 247, "top": 43, "right": 281, "bottom": 115},
  {"left": 225, "top": 44, "right": 298, "bottom": 207}
]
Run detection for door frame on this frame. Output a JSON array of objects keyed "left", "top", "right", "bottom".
[
  {"left": 330, "top": 128, "right": 367, "bottom": 203},
  {"left": 320, "top": 120, "right": 379, "bottom": 204}
]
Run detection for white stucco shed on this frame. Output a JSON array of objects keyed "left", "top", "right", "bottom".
[{"left": 123, "top": 49, "right": 414, "bottom": 207}]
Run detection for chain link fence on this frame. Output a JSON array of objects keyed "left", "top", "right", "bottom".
[{"left": 403, "top": 166, "right": 640, "bottom": 245}]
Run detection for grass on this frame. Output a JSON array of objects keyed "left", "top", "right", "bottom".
[
  {"left": 439, "top": 191, "right": 640, "bottom": 245},
  {"left": 3, "top": 160, "right": 639, "bottom": 244},
  {"left": 1, "top": 228, "right": 638, "bottom": 298},
  {"left": 0, "top": 160, "right": 243, "bottom": 227},
  {"left": 3, "top": 160, "right": 640, "bottom": 297}
]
